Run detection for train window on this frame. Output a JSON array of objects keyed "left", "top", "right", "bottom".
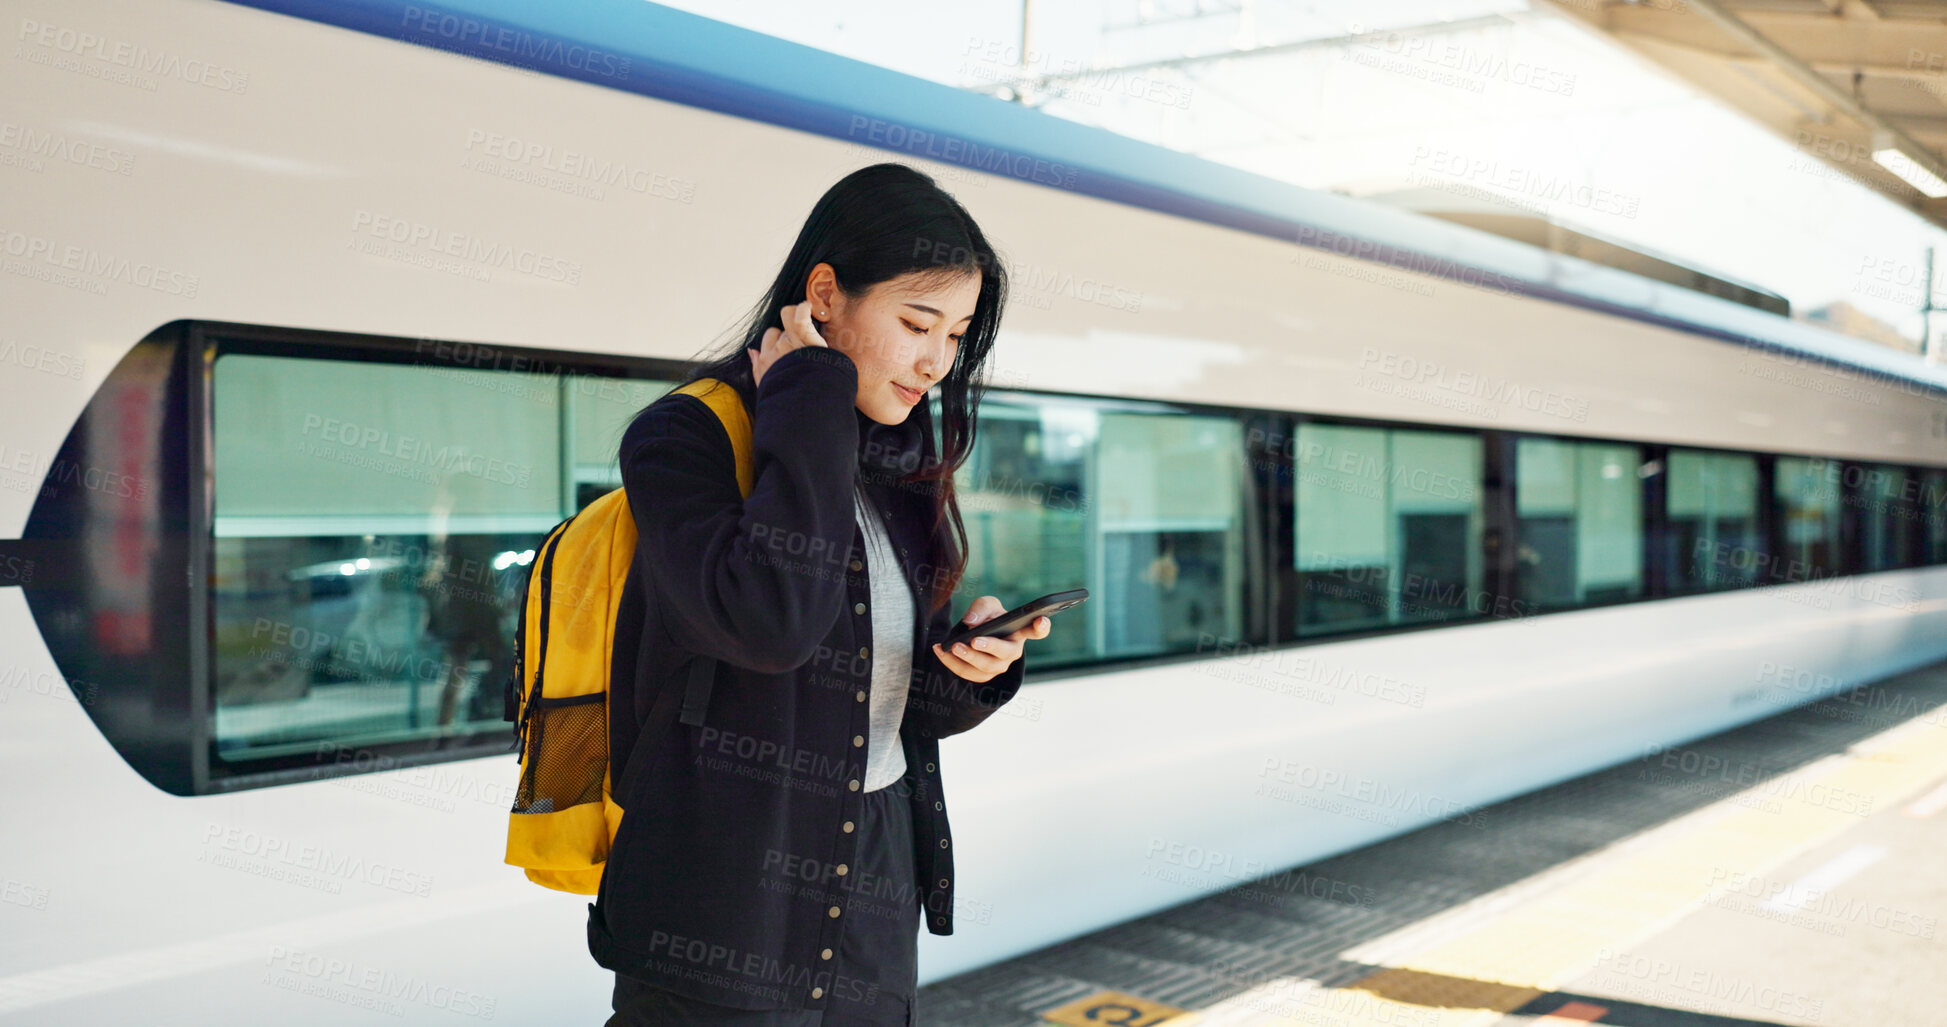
[
  {"left": 1665, "top": 449, "right": 1760, "bottom": 592},
  {"left": 1774, "top": 456, "right": 1846, "bottom": 583},
  {"left": 209, "top": 352, "right": 673, "bottom": 766},
  {"left": 1292, "top": 422, "right": 1483, "bottom": 636},
  {"left": 1514, "top": 438, "right": 1644, "bottom": 611},
  {"left": 1924, "top": 468, "right": 1947, "bottom": 566},
  {"left": 952, "top": 395, "right": 1258, "bottom": 664},
  {"left": 571, "top": 376, "right": 671, "bottom": 504},
  {"left": 1858, "top": 463, "right": 1917, "bottom": 573}
]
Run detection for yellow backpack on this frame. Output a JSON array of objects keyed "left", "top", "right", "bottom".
[{"left": 503, "top": 377, "right": 756, "bottom": 894}]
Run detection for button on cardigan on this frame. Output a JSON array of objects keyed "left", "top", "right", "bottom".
[{"left": 587, "top": 343, "right": 1027, "bottom": 1013}]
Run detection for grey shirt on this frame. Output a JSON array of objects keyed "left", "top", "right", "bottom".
[{"left": 854, "top": 480, "right": 911, "bottom": 791}]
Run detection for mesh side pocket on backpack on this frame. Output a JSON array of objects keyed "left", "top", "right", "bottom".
[{"left": 512, "top": 692, "right": 607, "bottom": 815}]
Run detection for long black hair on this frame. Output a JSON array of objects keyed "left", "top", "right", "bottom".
[{"left": 669, "top": 162, "right": 1009, "bottom": 616}]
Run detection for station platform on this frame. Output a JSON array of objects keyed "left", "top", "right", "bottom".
[{"left": 919, "top": 659, "right": 1947, "bottom": 1026}]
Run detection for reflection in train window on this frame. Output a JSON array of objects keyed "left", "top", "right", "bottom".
[
  {"left": 1774, "top": 456, "right": 1845, "bottom": 583},
  {"left": 953, "top": 397, "right": 1255, "bottom": 664},
  {"left": 1667, "top": 449, "right": 1760, "bottom": 592},
  {"left": 1515, "top": 438, "right": 1644, "bottom": 611},
  {"left": 210, "top": 353, "right": 672, "bottom": 764},
  {"left": 1859, "top": 463, "right": 1917, "bottom": 573},
  {"left": 1923, "top": 469, "right": 1947, "bottom": 565},
  {"left": 1293, "top": 423, "right": 1483, "bottom": 636}
]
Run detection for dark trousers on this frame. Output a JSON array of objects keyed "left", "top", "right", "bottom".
[{"left": 605, "top": 774, "right": 920, "bottom": 1026}]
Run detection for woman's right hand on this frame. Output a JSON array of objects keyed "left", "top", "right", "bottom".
[{"left": 750, "top": 302, "right": 829, "bottom": 390}]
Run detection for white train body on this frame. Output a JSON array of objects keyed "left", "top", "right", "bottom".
[{"left": 3, "top": 1, "right": 1944, "bottom": 1023}]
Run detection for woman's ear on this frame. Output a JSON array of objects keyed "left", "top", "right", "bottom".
[{"left": 805, "top": 262, "right": 838, "bottom": 322}]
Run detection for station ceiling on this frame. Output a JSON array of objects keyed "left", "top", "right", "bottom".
[{"left": 1538, "top": 0, "right": 1947, "bottom": 231}]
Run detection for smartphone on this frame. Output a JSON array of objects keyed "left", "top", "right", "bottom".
[{"left": 942, "top": 588, "right": 1088, "bottom": 648}]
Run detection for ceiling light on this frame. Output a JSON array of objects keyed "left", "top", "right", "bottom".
[{"left": 1871, "top": 130, "right": 1947, "bottom": 199}]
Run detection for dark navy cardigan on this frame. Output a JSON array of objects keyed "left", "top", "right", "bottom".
[{"left": 587, "top": 343, "right": 1027, "bottom": 1011}]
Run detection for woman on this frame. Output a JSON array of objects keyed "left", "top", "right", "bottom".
[{"left": 591, "top": 162, "right": 1050, "bottom": 1025}]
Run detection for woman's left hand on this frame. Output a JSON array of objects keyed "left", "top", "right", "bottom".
[{"left": 931, "top": 595, "right": 1051, "bottom": 684}]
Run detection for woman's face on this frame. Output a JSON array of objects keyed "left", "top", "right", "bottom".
[{"left": 807, "top": 264, "right": 980, "bottom": 425}]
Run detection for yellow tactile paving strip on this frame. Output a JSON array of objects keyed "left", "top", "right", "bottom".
[
  {"left": 1042, "top": 990, "right": 1191, "bottom": 1026},
  {"left": 1072, "top": 710, "right": 1947, "bottom": 1027}
]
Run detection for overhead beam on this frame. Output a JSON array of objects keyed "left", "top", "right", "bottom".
[
  {"left": 1007, "top": 12, "right": 1525, "bottom": 85},
  {"left": 1539, "top": 0, "right": 1947, "bottom": 231},
  {"left": 1606, "top": 5, "right": 1947, "bottom": 63},
  {"left": 1678, "top": 0, "right": 1947, "bottom": 192}
]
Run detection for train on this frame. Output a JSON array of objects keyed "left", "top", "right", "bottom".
[{"left": 3, "top": 0, "right": 1946, "bottom": 1023}]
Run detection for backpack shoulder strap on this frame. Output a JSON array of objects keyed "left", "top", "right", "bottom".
[
  {"left": 672, "top": 378, "right": 755, "bottom": 499},
  {"left": 664, "top": 377, "right": 756, "bottom": 727}
]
